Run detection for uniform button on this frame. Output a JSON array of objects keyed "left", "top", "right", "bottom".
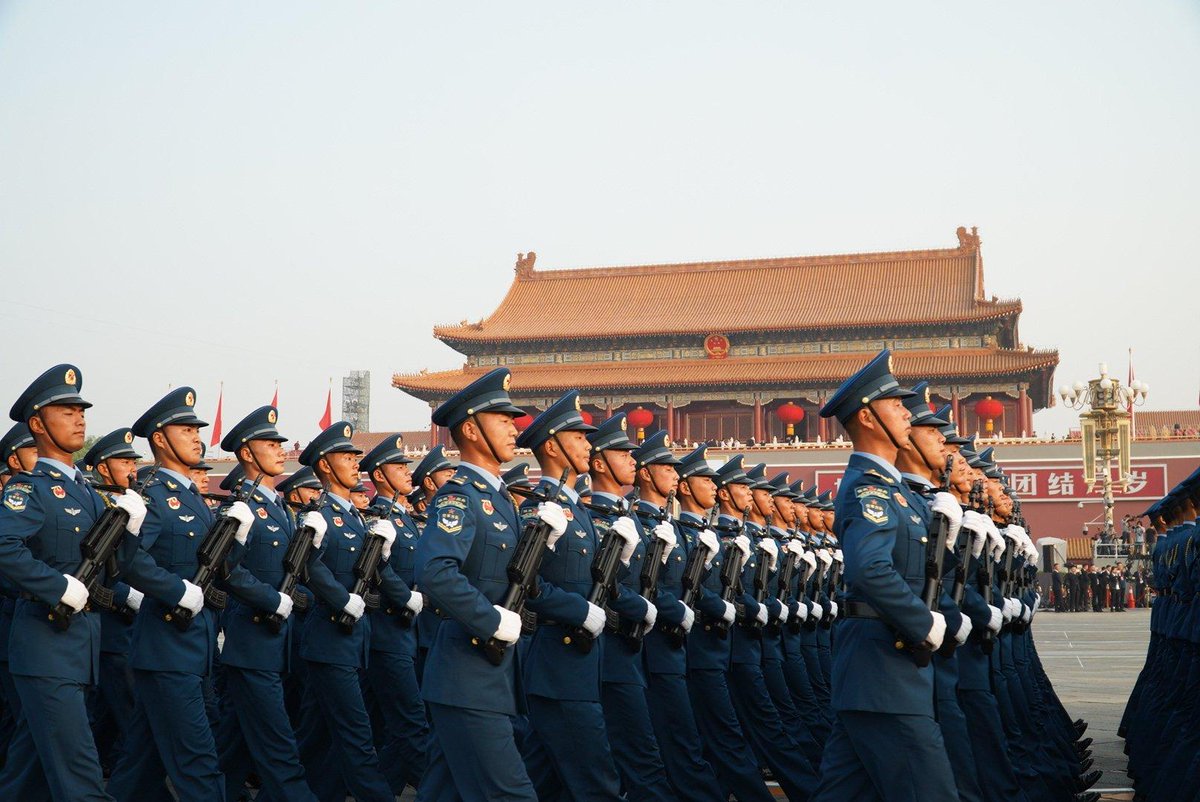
[
  {"left": 408, "top": 545, "right": 414, "bottom": 550},
  {"left": 188, "top": 532, "right": 195, "bottom": 538},
  {"left": 74, "top": 527, "right": 80, "bottom": 532},
  {"left": 501, "top": 543, "right": 507, "bottom": 550},
  {"left": 920, "top": 537, "right": 928, "bottom": 543},
  {"left": 582, "top": 548, "right": 588, "bottom": 555},
  {"left": 350, "top": 547, "right": 357, "bottom": 552},
  {"left": 272, "top": 540, "right": 279, "bottom": 547},
  {"left": 676, "top": 555, "right": 682, "bottom": 562}
]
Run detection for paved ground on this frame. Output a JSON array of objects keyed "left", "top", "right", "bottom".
[{"left": 1034, "top": 607, "right": 1149, "bottom": 800}]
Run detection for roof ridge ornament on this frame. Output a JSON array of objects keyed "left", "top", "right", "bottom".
[
  {"left": 956, "top": 226, "right": 981, "bottom": 250},
  {"left": 515, "top": 251, "right": 537, "bottom": 278}
]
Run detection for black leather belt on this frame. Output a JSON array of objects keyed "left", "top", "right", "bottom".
[{"left": 842, "top": 600, "right": 882, "bottom": 620}]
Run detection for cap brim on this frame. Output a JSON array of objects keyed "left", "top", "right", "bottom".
[{"left": 879, "top": 387, "right": 916, "bottom": 400}]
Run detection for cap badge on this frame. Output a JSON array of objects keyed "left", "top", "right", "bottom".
[
  {"left": 184, "top": 391, "right": 195, "bottom": 407},
  {"left": 574, "top": 396, "right": 581, "bottom": 411},
  {"left": 620, "top": 418, "right": 627, "bottom": 431},
  {"left": 64, "top": 368, "right": 77, "bottom": 386},
  {"left": 124, "top": 431, "right": 134, "bottom": 444},
  {"left": 502, "top": 373, "right": 512, "bottom": 391},
  {"left": 267, "top": 409, "right": 277, "bottom": 424},
  {"left": 343, "top": 424, "right": 351, "bottom": 437},
  {"left": 395, "top": 436, "right": 403, "bottom": 449}
]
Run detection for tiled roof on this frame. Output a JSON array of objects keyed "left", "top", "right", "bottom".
[
  {"left": 435, "top": 240, "right": 1019, "bottom": 345},
  {"left": 1134, "top": 410, "right": 1200, "bottom": 430},
  {"left": 393, "top": 346, "right": 1059, "bottom": 399}
]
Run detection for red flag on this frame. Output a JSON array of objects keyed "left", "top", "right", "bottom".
[
  {"left": 270, "top": 380, "right": 278, "bottom": 408},
  {"left": 318, "top": 383, "right": 332, "bottom": 431},
  {"left": 210, "top": 383, "right": 224, "bottom": 448}
]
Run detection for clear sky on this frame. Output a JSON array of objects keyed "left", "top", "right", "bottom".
[{"left": 1, "top": 1, "right": 1197, "bottom": 448}]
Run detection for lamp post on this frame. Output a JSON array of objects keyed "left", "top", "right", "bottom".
[{"left": 1058, "top": 364, "right": 1149, "bottom": 539}]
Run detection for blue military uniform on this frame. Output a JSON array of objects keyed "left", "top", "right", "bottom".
[
  {"left": 515, "top": 391, "right": 623, "bottom": 799},
  {"left": 291, "top": 421, "right": 395, "bottom": 802},
  {"left": 411, "top": 444, "right": 456, "bottom": 679},
  {"left": 0, "top": 421, "right": 35, "bottom": 761},
  {"left": 811, "top": 349, "right": 958, "bottom": 802},
  {"left": 414, "top": 368, "right": 538, "bottom": 802},
  {"left": 107, "top": 387, "right": 227, "bottom": 802},
  {"left": 209, "top": 406, "right": 318, "bottom": 802},
  {"left": 360, "top": 435, "right": 428, "bottom": 793},
  {"left": 0, "top": 365, "right": 113, "bottom": 802},
  {"left": 588, "top": 415, "right": 678, "bottom": 802}
]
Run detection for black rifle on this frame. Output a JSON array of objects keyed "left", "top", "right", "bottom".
[
  {"left": 822, "top": 546, "right": 843, "bottom": 630},
  {"left": 741, "top": 513, "right": 771, "bottom": 635},
  {"left": 335, "top": 492, "right": 411, "bottom": 634},
  {"left": 768, "top": 526, "right": 797, "bottom": 637},
  {"left": 708, "top": 505, "right": 750, "bottom": 638},
  {"left": 661, "top": 505, "right": 718, "bottom": 648},
  {"left": 565, "top": 489, "right": 637, "bottom": 653},
  {"left": 617, "top": 490, "right": 675, "bottom": 650},
  {"left": 975, "top": 487, "right": 997, "bottom": 654},
  {"left": 259, "top": 490, "right": 327, "bottom": 634},
  {"left": 903, "top": 456, "right": 954, "bottom": 663},
  {"left": 165, "top": 474, "right": 263, "bottom": 631},
  {"left": 473, "top": 468, "right": 569, "bottom": 666},
  {"left": 49, "top": 464, "right": 160, "bottom": 630}
]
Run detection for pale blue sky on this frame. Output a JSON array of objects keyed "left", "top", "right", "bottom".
[{"left": 1, "top": 1, "right": 1197, "bottom": 446}]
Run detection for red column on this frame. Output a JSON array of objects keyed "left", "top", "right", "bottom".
[
  {"left": 666, "top": 400, "right": 675, "bottom": 441},
  {"left": 605, "top": 400, "right": 613, "bottom": 420},
  {"left": 950, "top": 391, "right": 961, "bottom": 427},
  {"left": 1017, "top": 387, "right": 1029, "bottom": 436},
  {"left": 430, "top": 421, "right": 437, "bottom": 451},
  {"left": 753, "top": 399, "right": 763, "bottom": 443}
]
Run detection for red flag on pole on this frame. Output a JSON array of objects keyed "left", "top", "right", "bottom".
[
  {"left": 210, "top": 383, "right": 224, "bottom": 448},
  {"left": 318, "top": 382, "right": 332, "bottom": 431},
  {"left": 270, "top": 380, "right": 279, "bottom": 408}
]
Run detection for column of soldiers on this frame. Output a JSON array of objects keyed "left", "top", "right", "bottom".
[
  {"left": 1121, "top": 466, "right": 1200, "bottom": 801},
  {"left": 0, "top": 356, "right": 1094, "bottom": 802}
]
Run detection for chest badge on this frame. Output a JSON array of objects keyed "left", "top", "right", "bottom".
[
  {"left": 332, "top": 516, "right": 343, "bottom": 527},
  {"left": 256, "top": 507, "right": 268, "bottom": 519},
  {"left": 481, "top": 499, "right": 494, "bottom": 516},
  {"left": 861, "top": 497, "right": 889, "bottom": 525},
  {"left": 51, "top": 486, "right": 66, "bottom": 499},
  {"left": 166, "top": 497, "right": 181, "bottom": 510},
  {"left": 179, "top": 515, "right": 195, "bottom": 522},
  {"left": 64, "top": 507, "right": 81, "bottom": 516},
  {"left": 910, "top": 515, "right": 922, "bottom": 524},
  {"left": 493, "top": 521, "right": 509, "bottom": 531},
  {"left": 267, "top": 525, "right": 280, "bottom": 532},
  {"left": 437, "top": 507, "right": 464, "bottom": 535},
  {"left": 893, "top": 492, "right": 908, "bottom": 508}
]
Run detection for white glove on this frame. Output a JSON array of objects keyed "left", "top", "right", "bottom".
[
  {"left": 731, "top": 534, "right": 752, "bottom": 561},
  {"left": 833, "top": 548, "right": 844, "bottom": 563},
  {"left": 652, "top": 522, "right": 676, "bottom": 563},
  {"left": 721, "top": 600, "right": 736, "bottom": 623},
  {"left": 816, "top": 549, "right": 833, "bottom": 569},
  {"left": 115, "top": 489, "right": 147, "bottom": 535},
  {"left": 954, "top": 615, "right": 973, "bottom": 644},
  {"left": 785, "top": 539, "right": 805, "bottom": 558},
  {"left": 929, "top": 492, "right": 964, "bottom": 547},
  {"left": 698, "top": 529, "right": 720, "bottom": 567},
  {"left": 611, "top": 516, "right": 640, "bottom": 565},
  {"left": 582, "top": 602, "right": 606, "bottom": 636},
  {"left": 776, "top": 601, "right": 790, "bottom": 623},
  {"left": 642, "top": 598, "right": 658, "bottom": 629},
  {"left": 405, "top": 591, "right": 424, "bottom": 615},
  {"left": 1033, "top": 592, "right": 1042, "bottom": 610},
  {"left": 758, "top": 538, "right": 779, "bottom": 572},
  {"left": 370, "top": 519, "right": 397, "bottom": 560},
  {"left": 60, "top": 574, "right": 89, "bottom": 612},
  {"left": 1004, "top": 598, "right": 1020, "bottom": 621},
  {"left": 1004, "top": 524, "right": 1027, "bottom": 544},
  {"left": 801, "top": 551, "right": 817, "bottom": 573},
  {"left": 492, "top": 605, "right": 521, "bottom": 643},
  {"left": 829, "top": 600, "right": 839, "bottom": 619},
  {"left": 274, "top": 592, "right": 294, "bottom": 620},
  {"left": 342, "top": 592, "right": 366, "bottom": 620},
  {"left": 925, "top": 610, "right": 947, "bottom": 651},
  {"left": 962, "top": 510, "right": 990, "bottom": 559},
  {"left": 985, "top": 520, "right": 1005, "bottom": 562},
  {"left": 794, "top": 601, "right": 809, "bottom": 621},
  {"left": 225, "top": 501, "right": 254, "bottom": 545},
  {"left": 754, "top": 604, "right": 768, "bottom": 626},
  {"left": 986, "top": 604, "right": 1003, "bottom": 633},
  {"left": 810, "top": 602, "right": 823, "bottom": 621},
  {"left": 1020, "top": 603, "right": 1032, "bottom": 624},
  {"left": 125, "top": 587, "right": 144, "bottom": 613},
  {"left": 680, "top": 602, "right": 695, "bottom": 633},
  {"left": 179, "top": 580, "right": 205, "bottom": 614},
  {"left": 537, "top": 502, "right": 568, "bottom": 550},
  {"left": 302, "top": 511, "right": 327, "bottom": 549}
]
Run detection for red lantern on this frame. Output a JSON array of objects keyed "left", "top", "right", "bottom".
[
  {"left": 774, "top": 402, "right": 805, "bottom": 437},
  {"left": 974, "top": 396, "right": 1004, "bottom": 433},
  {"left": 513, "top": 414, "right": 534, "bottom": 432},
  {"left": 627, "top": 406, "right": 655, "bottom": 440},
  {"left": 580, "top": 410, "right": 593, "bottom": 425}
]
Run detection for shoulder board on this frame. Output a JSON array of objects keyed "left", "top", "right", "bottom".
[
  {"left": 446, "top": 472, "right": 467, "bottom": 486},
  {"left": 863, "top": 469, "right": 895, "bottom": 485},
  {"left": 473, "top": 481, "right": 488, "bottom": 491}
]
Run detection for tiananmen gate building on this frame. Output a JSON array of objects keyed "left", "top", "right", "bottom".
[{"left": 394, "top": 227, "right": 1060, "bottom": 446}]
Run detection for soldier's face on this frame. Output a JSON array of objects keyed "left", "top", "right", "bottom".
[
  {"left": 808, "top": 505, "right": 824, "bottom": 530},
  {"left": 381, "top": 462, "right": 414, "bottom": 496},
  {"left": 793, "top": 503, "right": 809, "bottom": 526},
  {"left": 429, "top": 467, "right": 455, "bottom": 490},
  {"left": 645, "top": 463, "right": 679, "bottom": 496},
  {"left": 556, "top": 430, "right": 592, "bottom": 475},
  {"left": 684, "top": 476, "right": 717, "bottom": 509},
  {"left": 191, "top": 469, "right": 211, "bottom": 494},
  {"left": 35, "top": 404, "right": 87, "bottom": 453},
  {"left": 351, "top": 491, "right": 370, "bottom": 510},
  {"left": 478, "top": 412, "right": 518, "bottom": 462},
  {"left": 909, "top": 426, "right": 946, "bottom": 471},
  {"left": 875, "top": 397, "right": 912, "bottom": 447},
  {"left": 724, "top": 481, "right": 751, "bottom": 512},
  {"left": 323, "top": 451, "right": 361, "bottom": 489},
  {"left": 245, "top": 439, "right": 286, "bottom": 477},
  {"left": 752, "top": 487, "right": 774, "bottom": 518},
  {"left": 773, "top": 495, "right": 795, "bottom": 525},
  {"left": 596, "top": 449, "right": 636, "bottom": 487},
  {"left": 946, "top": 448, "right": 972, "bottom": 494},
  {"left": 101, "top": 457, "right": 138, "bottom": 489},
  {"left": 162, "top": 425, "right": 203, "bottom": 466},
  {"left": 823, "top": 511, "right": 834, "bottom": 530},
  {"left": 293, "top": 486, "right": 321, "bottom": 506},
  {"left": 13, "top": 445, "right": 38, "bottom": 473}
]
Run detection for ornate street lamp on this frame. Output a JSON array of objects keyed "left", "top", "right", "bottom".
[{"left": 1058, "top": 364, "right": 1149, "bottom": 538}]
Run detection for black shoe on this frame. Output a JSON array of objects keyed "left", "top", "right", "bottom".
[
  {"left": 1075, "top": 793, "right": 1100, "bottom": 802},
  {"left": 1079, "top": 757, "right": 1094, "bottom": 774},
  {"left": 1078, "top": 749, "right": 1092, "bottom": 762},
  {"left": 1076, "top": 736, "right": 1093, "bottom": 752},
  {"left": 1074, "top": 718, "right": 1088, "bottom": 735},
  {"left": 1076, "top": 770, "right": 1101, "bottom": 792}
]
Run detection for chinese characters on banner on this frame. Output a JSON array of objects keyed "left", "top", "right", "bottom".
[{"left": 814, "top": 463, "right": 1168, "bottom": 502}]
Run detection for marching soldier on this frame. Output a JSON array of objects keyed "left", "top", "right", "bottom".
[
  {"left": 107, "top": 387, "right": 240, "bottom": 802},
  {"left": 0, "top": 421, "right": 37, "bottom": 761},
  {"left": 0, "top": 365, "right": 141, "bottom": 802},
  {"left": 210, "top": 405, "right": 319, "bottom": 802},
  {"left": 410, "top": 444, "right": 456, "bottom": 679},
  {"left": 586, "top": 414, "right": 677, "bottom": 802},
  {"left": 293, "top": 421, "right": 396, "bottom": 802},
  {"left": 413, "top": 367, "right": 538, "bottom": 801},
  {"left": 811, "top": 350, "right": 958, "bottom": 801},
  {"left": 360, "top": 435, "right": 428, "bottom": 793}
]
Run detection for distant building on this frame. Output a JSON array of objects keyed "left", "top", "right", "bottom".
[{"left": 395, "top": 228, "right": 1058, "bottom": 445}]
